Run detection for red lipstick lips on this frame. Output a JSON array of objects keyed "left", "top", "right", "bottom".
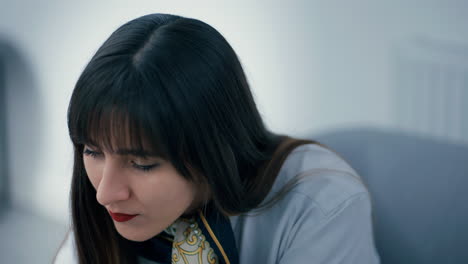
[{"left": 109, "top": 210, "right": 138, "bottom": 222}]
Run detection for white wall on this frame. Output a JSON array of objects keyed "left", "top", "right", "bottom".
[{"left": 1, "top": 0, "right": 467, "bottom": 224}]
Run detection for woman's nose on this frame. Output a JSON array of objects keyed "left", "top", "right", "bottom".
[{"left": 95, "top": 158, "right": 130, "bottom": 206}]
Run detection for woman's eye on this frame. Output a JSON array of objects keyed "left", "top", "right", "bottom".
[
  {"left": 131, "top": 161, "right": 160, "bottom": 172},
  {"left": 83, "top": 148, "right": 102, "bottom": 158}
]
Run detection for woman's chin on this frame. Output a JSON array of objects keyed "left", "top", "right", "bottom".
[{"left": 114, "top": 224, "right": 161, "bottom": 242}]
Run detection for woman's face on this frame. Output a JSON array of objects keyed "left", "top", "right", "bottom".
[{"left": 83, "top": 144, "right": 199, "bottom": 242}]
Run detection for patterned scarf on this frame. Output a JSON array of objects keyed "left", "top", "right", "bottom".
[{"left": 131, "top": 203, "right": 239, "bottom": 264}]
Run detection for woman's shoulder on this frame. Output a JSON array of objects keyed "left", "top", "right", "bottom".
[
  {"left": 274, "top": 142, "right": 369, "bottom": 216},
  {"left": 228, "top": 143, "right": 377, "bottom": 263},
  {"left": 246, "top": 142, "right": 369, "bottom": 219}
]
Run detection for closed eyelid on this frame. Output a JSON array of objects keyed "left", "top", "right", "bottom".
[
  {"left": 131, "top": 156, "right": 161, "bottom": 164},
  {"left": 83, "top": 148, "right": 102, "bottom": 157},
  {"left": 83, "top": 148, "right": 100, "bottom": 155},
  {"left": 131, "top": 160, "right": 161, "bottom": 172}
]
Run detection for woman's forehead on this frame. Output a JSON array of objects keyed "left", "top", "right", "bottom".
[
  {"left": 86, "top": 108, "right": 144, "bottom": 143},
  {"left": 80, "top": 105, "right": 169, "bottom": 157},
  {"left": 86, "top": 132, "right": 155, "bottom": 154}
]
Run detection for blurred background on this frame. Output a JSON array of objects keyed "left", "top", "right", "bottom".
[{"left": 1, "top": 0, "right": 467, "bottom": 262}]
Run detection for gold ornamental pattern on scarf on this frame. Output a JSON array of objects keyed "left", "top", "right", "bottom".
[{"left": 171, "top": 218, "right": 218, "bottom": 264}]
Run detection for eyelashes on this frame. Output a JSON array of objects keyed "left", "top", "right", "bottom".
[
  {"left": 83, "top": 147, "right": 160, "bottom": 172},
  {"left": 83, "top": 148, "right": 101, "bottom": 158},
  {"left": 130, "top": 161, "right": 160, "bottom": 172}
]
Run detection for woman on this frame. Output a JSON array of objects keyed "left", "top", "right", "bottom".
[{"left": 54, "top": 13, "right": 380, "bottom": 264}]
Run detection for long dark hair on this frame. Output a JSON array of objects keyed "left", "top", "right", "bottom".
[{"left": 67, "top": 13, "right": 317, "bottom": 263}]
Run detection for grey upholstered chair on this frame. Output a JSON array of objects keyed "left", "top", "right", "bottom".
[{"left": 315, "top": 127, "right": 468, "bottom": 264}]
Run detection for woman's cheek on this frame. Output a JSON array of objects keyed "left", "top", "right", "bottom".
[{"left": 83, "top": 157, "right": 101, "bottom": 190}]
